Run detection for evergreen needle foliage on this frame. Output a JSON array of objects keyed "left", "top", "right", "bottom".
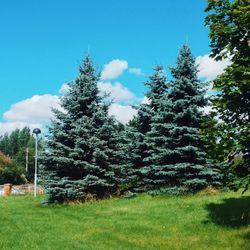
[
  {"left": 41, "top": 55, "right": 123, "bottom": 203},
  {"left": 142, "top": 45, "right": 221, "bottom": 194},
  {"left": 124, "top": 66, "right": 168, "bottom": 192}
]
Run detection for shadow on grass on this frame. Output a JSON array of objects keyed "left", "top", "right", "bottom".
[
  {"left": 205, "top": 196, "right": 250, "bottom": 228},
  {"left": 243, "top": 232, "right": 250, "bottom": 240}
]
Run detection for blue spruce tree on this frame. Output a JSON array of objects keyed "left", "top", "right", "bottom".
[
  {"left": 42, "top": 55, "right": 123, "bottom": 203},
  {"left": 124, "top": 66, "right": 168, "bottom": 192},
  {"left": 143, "top": 45, "right": 220, "bottom": 194}
]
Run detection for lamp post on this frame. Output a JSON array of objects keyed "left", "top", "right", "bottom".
[{"left": 33, "top": 128, "right": 41, "bottom": 197}]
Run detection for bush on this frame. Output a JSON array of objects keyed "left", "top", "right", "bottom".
[{"left": 0, "top": 151, "right": 27, "bottom": 185}]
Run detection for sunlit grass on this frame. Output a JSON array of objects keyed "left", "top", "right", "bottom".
[{"left": 0, "top": 191, "right": 249, "bottom": 249}]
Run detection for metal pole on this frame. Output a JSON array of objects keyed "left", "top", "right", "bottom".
[
  {"left": 32, "top": 127, "right": 41, "bottom": 197},
  {"left": 34, "top": 135, "right": 38, "bottom": 197},
  {"left": 26, "top": 147, "right": 29, "bottom": 172}
]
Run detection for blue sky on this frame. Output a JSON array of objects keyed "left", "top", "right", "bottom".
[{"left": 0, "top": 0, "right": 230, "bottom": 133}]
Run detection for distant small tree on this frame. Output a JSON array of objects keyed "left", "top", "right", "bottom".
[
  {"left": 0, "top": 127, "right": 37, "bottom": 182},
  {"left": 0, "top": 151, "right": 26, "bottom": 185}
]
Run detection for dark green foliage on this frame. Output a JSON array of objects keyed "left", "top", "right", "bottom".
[
  {"left": 200, "top": 112, "right": 235, "bottom": 186},
  {"left": 0, "top": 127, "right": 31, "bottom": 158},
  {"left": 0, "top": 151, "right": 26, "bottom": 185},
  {"left": 124, "top": 66, "right": 168, "bottom": 192},
  {"left": 201, "top": 112, "right": 228, "bottom": 163},
  {"left": 205, "top": 0, "right": 249, "bottom": 62},
  {"left": 0, "top": 162, "right": 26, "bottom": 185},
  {"left": 123, "top": 106, "right": 152, "bottom": 192},
  {"left": 0, "top": 127, "right": 37, "bottom": 183},
  {"left": 143, "top": 45, "right": 221, "bottom": 194},
  {"left": 41, "top": 55, "right": 124, "bottom": 203},
  {"left": 205, "top": 0, "right": 250, "bottom": 191}
]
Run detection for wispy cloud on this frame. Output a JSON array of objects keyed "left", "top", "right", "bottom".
[{"left": 128, "top": 67, "right": 144, "bottom": 76}]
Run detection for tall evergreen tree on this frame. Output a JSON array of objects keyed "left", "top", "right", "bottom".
[
  {"left": 143, "top": 45, "right": 220, "bottom": 194},
  {"left": 42, "top": 55, "right": 123, "bottom": 203},
  {"left": 124, "top": 66, "right": 168, "bottom": 192}
]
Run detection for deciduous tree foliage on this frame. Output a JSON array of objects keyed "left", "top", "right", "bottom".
[
  {"left": 0, "top": 151, "right": 26, "bottom": 185},
  {"left": 0, "top": 127, "right": 36, "bottom": 182},
  {"left": 205, "top": 0, "right": 250, "bottom": 191}
]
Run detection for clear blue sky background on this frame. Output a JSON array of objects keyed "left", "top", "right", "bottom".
[{"left": 0, "top": 0, "right": 211, "bottom": 121}]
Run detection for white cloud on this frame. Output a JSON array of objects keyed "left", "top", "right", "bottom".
[
  {"left": 101, "top": 59, "right": 128, "bottom": 80},
  {"left": 140, "top": 96, "right": 150, "bottom": 104},
  {"left": 3, "top": 95, "right": 60, "bottom": 123},
  {"left": 0, "top": 94, "right": 61, "bottom": 135},
  {"left": 0, "top": 122, "right": 41, "bottom": 135},
  {"left": 60, "top": 81, "right": 134, "bottom": 102},
  {"left": 59, "top": 83, "right": 70, "bottom": 94},
  {"left": 196, "top": 54, "right": 232, "bottom": 81},
  {"left": 0, "top": 76, "right": 137, "bottom": 134},
  {"left": 109, "top": 104, "right": 137, "bottom": 124},
  {"left": 98, "top": 81, "right": 134, "bottom": 102},
  {"left": 129, "top": 67, "right": 144, "bottom": 76}
]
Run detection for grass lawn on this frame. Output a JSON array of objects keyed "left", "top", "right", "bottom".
[{"left": 0, "top": 191, "right": 249, "bottom": 250}]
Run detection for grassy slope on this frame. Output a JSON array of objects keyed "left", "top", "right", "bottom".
[{"left": 0, "top": 191, "right": 249, "bottom": 250}]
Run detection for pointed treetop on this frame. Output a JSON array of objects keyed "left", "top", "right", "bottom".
[
  {"left": 59, "top": 54, "right": 101, "bottom": 119},
  {"left": 171, "top": 44, "right": 197, "bottom": 80},
  {"left": 144, "top": 65, "right": 168, "bottom": 111},
  {"left": 79, "top": 54, "right": 96, "bottom": 76}
]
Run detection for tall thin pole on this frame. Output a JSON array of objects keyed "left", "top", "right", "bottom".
[
  {"left": 32, "top": 127, "right": 41, "bottom": 197},
  {"left": 34, "top": 135, "right": 38, "bottom": 197},
  {"left": 26, "top": 147, "right": 29, "bottom": 172}
]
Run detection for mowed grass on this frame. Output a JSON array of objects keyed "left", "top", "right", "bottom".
[{"left": 0, "top": 191, "right": 249, "bottom": 250}]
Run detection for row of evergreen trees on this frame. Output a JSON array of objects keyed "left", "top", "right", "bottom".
[{"left": 41, "top": 45, "right": 221, "bottom": 203}]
